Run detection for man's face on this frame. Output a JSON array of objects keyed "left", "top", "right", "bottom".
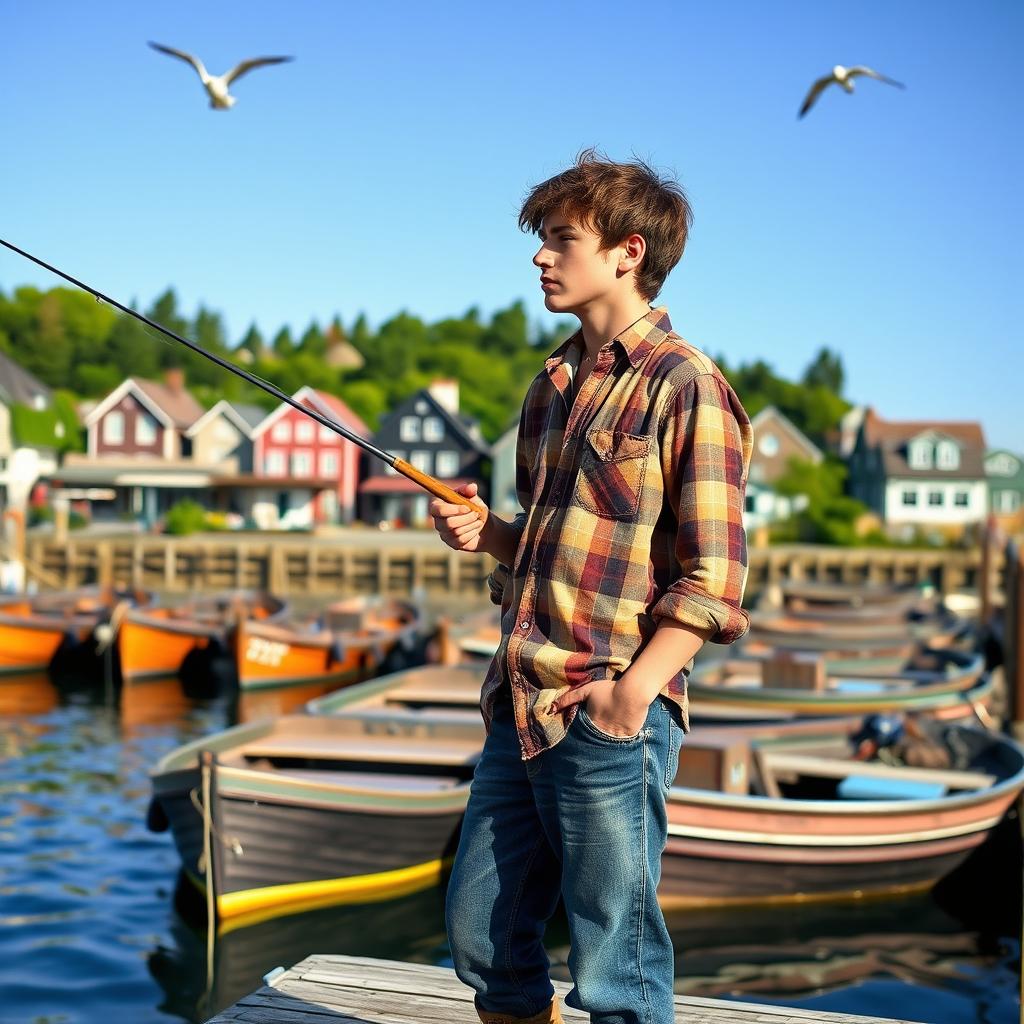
[{"left": 532, "top": 212, "right": 619, "bottom": 315}]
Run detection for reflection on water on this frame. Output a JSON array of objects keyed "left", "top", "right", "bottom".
[{"left": 0, "top": 666, "right": 1021, "bottom": 1023}]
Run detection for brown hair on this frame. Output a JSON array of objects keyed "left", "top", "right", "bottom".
[{"left": 519, "top": 148, "right": 693, "bottom": 301}]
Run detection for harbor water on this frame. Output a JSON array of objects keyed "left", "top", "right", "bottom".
[{"left": 0, "top": 672, "right": 1021, "bottom": 1023}]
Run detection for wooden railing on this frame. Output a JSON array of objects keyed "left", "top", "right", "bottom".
[{"left": 25, "top": 534, "right": 995, "bottom": 599}]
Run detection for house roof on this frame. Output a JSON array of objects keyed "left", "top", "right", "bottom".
[
  {"left": 861, "top": 411, "right": 986, "bottom": 480},
  {"left": 0, "top": 350, "right": 53, "bottom": 407},
  {"left": 186, "top": 399, "right": 266, "bottom": 438},
  {"left": 749, "top": 406, "right": 823, "bottom": 462},
  {"left": 135, "top": 378, "right": 205, "bottom": 429},
  {"left": 379, "top": 388, "right": 491, "bottom": 455},
  {"left": 84, "top": 376, "right": 204, "bottom": 430},
  {"left": 251, "top": 386, "right": 369, "bottom": 439}
]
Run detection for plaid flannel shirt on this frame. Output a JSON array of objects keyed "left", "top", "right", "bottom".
[{"left": 483, "top": 307, "right": 752, "bottom": 759}]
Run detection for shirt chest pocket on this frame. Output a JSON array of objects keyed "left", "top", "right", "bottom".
[{"left": 573, "top": 428, "right": 651, "bottom": 520}]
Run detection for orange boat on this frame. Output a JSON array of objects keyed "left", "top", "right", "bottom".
[
  {"left": 116, "top": 592, "right": 286, "bottom": 684},
  {"left": 0, "top": 588, "right": 149, "bottom": 676},
  {"left": 233, "top": 596, "right": 423, "bottom": 698}
]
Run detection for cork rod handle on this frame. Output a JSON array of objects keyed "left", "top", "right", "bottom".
[{"left": 392, "top": 458, "right": 489, "bottom": 524}]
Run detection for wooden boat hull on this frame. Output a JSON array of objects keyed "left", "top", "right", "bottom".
[
  {"left": 659, "top": 727, "right": 1024, "bottom": 907},
  {"left": 234, "top": 599, "right": 421, "bottom": 692},
  {"left": 117, "top": 612, "right": 216, "bottom": 682},
  {"left": 0, "top": 613, "right": 91, "bottom": 674}
]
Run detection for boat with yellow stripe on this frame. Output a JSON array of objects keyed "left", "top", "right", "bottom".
[{"left": 146, "top": 663, "right": 485, "bottom": 930}]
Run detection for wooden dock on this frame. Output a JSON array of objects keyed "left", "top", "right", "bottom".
[{"left": 204, "top": 954, "right": 926, "bottom": 1024}]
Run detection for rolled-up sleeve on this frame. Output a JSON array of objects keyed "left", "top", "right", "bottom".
[{"left": 651, "top": 371, "right": 752, "bottom": 644}]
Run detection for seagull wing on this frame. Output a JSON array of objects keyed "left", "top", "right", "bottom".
[
  {"left": 222, "top": 55, "right": 294, "bottom": 86},
  {"left": 798, "top": 74, "right": 835, "bottom": 118},
  {"left": 148, "top": 41, "right": 209, "bottom": 80},
  {"left": 847, "top": 66, "right": 905, "bottom": 89}
]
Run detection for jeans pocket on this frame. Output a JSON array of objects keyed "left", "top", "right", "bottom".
[
  {"left": 573, "top": 428, "right": 650, "bottom": 520},
  {"left": 577, "top": 705, "right": 645, "bottom": 744}
]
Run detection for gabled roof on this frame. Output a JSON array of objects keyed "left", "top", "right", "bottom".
[
  {"left": 861, "top": 412, "right": 986, "bottom": 480},
  {"left": 185, "top": 399, "right": 266, "bottom": 439},
  {"left": 749, "top": 406, "right": 823, "bottom": 462},
  {"left": 378, "top": 388, "right": 491, "bottom": 455},
  {"left": 83, "top": 376, "right": 204, "bottom": 430},
  {"left": 251, "top": 386, "right": 369, "bottom": 440},
  {"left": 0, "top": 350, "right": 53, "bottom": 407}
]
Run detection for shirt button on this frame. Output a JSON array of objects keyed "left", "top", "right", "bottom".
[{"left": 520, "top": 620, "right": 531, "bottom": 631}]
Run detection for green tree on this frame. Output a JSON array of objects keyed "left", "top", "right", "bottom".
[
  {"left": 772, "top": 456, "right": 869, "bottom": 546},
  {"left": 802, "top": 347, "right": 845, "bottom": 395},
  {"left": 298, "top": 321, "right": 327, "bottom": 358},
  {"left": 272, "top": 326, "right": 295, "bottom": 358},
  {"left": 238, "top": 323, "right": 266, "bottom": 359}
]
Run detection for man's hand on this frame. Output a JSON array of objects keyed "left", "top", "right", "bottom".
[
  {"left": 429, "top": 482, "right": 490, "bottom": 553},
  {"left": 580, "top": 677, "right": 651, "bottom": 738}
]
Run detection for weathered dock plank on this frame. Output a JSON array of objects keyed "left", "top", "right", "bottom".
[{"left": 204, "top": 954, "right": 926, "bottom": 1024}]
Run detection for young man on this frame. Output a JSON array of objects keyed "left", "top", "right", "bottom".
[{"left": 430, "top": 151, "right": 752, "bottom": 1024}]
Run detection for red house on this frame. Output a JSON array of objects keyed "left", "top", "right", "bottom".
[{"left": 249, "top": 386, "right": 367, "bottom": 527}]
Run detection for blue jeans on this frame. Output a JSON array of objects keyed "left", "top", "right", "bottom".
[{"left": 446, "top": 691, "right": 683, "bottom": 1024}]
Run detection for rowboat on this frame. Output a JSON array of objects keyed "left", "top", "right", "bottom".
[
  {"left": 115, "top": 591, "right": 286, "bottom": 685},
  {"left": 660, "top": 721, "right": 1024, "bottom": 907},
  {"left": 147, "top": 663, "right": 485, "bottom": 931},
  {"left": 0, "top": 587, "right": 150, "bottom": 676},
  {"left": 149, "top": 659, "right": 1023, "bottom": 929},
  {"left": 232, "top": 595, "right": 423, "bottom": 694},
  {"left": 686, "top": 647, "right": 997, "bottom": 726}
]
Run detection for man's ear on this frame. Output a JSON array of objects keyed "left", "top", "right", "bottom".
[{"left": 618, "top": 233, "right": 646, "bottom": 273}]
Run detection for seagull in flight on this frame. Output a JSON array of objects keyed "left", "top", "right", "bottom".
[
  {"left": 799, "top": 65, "right": 905, "bottom": 119},
  {"left": 148, "top": 42, "right": 293, "bottom": 109}
]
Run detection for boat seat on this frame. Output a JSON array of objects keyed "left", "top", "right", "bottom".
[
  {"left": 239, "top": 735, "right": 482, "bottom": 767},
  {"left": 758, "top": 751, "right": 996, "bottom": 791},
  {"left": 266, "top": 768, "right": 468, "bottom": 792}
]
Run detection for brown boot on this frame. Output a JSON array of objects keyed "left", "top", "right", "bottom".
[{"left": 475, "top": 995, "right": 564, "bottom": 1024}]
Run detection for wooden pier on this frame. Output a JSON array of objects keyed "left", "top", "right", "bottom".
[
  {"left": 24, "top": 533, "right": 993, "bottom": 598},
  {"left": 204, "top": 954, "right": 926, "bottom": 1024}
]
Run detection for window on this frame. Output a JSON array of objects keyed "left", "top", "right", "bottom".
[
  {"left": 909, "top": 442, "right": 932, "bottom": 469},
  {"left": 410, "top": 451, "right": 432, "bottom": 474},
  {"left": 436, "top": 450, "right": 460, "bottom": 477},
  {"left": 424, "top": 417, "right": 445, "bottom": 442},
  {"left": 319, "top": 424, "right": 337, "bottom": 443},
  {"left": 264, "top": 449, "right": 286, "bottom": 476},
  {"left": 902, "top": 490, "right": 918, "bottom": 506},
  {"left": 987, "top": 453, "right": 1019, "bottom": 477},
  {"left": 320, "top": 451, "right": 339, "bottom": 477},
  {"left": 385, "top": 451, "right": 403, "bottom": 475},
  {"left": 135, "top": 414, "right": 157, "bottom": 445},
  {"left": 271, "top": 420, "right": 291, "bottom": 442},
  {"left": 928, "top": 491, "right": 944, "bottom": 506},
  {"left": 295, "top": 420, "right": 315, "bottom": 443},
  {"left": 757, "top": 433, "right": 779, "bottom": 458},
  {"left": 997, "top": 490, "right": 1021, "bottom": 513},
  {"left": 954, "top": 491, "right": 970, "bottom": 507},
  {"left": 400, "top": 416, "right": 421, "bottom": 442},
  {"left": 936, "top": 441, "right": 959, "bottom": 470},
  {"left": 104, "top": 411, "right": 124, "bottom": 444},
  {"left": 292, "top": 450, "right": 312, "bottom": 477},
  {"left": 744, "top": 494, "right": 756, "bottom": 513}
]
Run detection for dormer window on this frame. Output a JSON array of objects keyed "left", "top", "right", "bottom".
[
  {"left": 908, "top": 441, "right": 932, "bottom": 469},
  {"left": 936, "top": 440, "right": 959, "bottom": 470}
]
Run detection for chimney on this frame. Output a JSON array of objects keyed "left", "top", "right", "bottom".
[
  {"left": 428, "top": 378, "right": 459, "bottom": 415},
  {"left": 164, "top": 368, "right": 185, "bottom": 393}
]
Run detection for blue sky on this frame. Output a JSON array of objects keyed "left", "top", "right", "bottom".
[{"left": 2, "top": 1, "right": 1021, "bottom": 448}]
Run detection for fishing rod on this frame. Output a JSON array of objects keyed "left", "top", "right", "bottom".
[{"left": 0, "top": 238, "right": 485, "bottom": 522}]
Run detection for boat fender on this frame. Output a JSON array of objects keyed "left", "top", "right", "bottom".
[{"left": 263, "top": 966, "right": 286, "bottom": 987}]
